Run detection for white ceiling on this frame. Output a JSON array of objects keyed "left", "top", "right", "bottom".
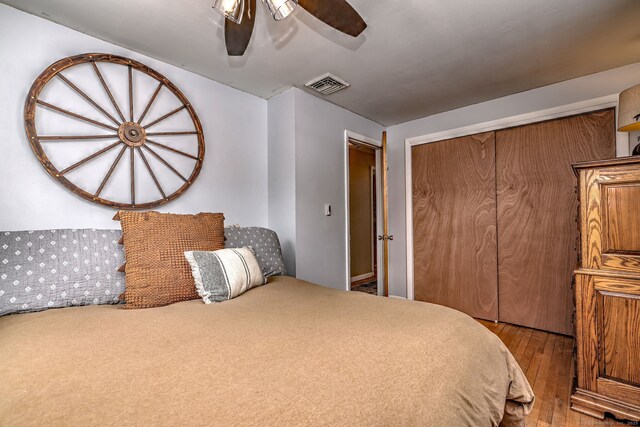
[{"left": 3, "top": 0, "right": 640, "bottom": 125}]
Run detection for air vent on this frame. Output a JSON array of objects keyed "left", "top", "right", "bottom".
[{"left": 305, "top": 73, "right": 350, "bottom": 96}]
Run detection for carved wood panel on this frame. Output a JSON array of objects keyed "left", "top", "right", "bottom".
[
  {"left": 600, "top": 292, "right": 640, "bottom": 386},
  {"left": 581, "top": 164, "right": 640, "bottom": 273},
  {"left": 572, "top": 157, "right": 640, "bottom": 422},
  {"left": 604, "top": 185, "right": 640, "bottom": 253}
]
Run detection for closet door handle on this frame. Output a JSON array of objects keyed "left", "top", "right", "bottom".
[{"left": 378, "top": 235, "right": 394, "bottom": 241}]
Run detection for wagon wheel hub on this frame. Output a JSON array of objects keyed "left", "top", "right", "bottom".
[{"left": 119, "top": 122, "right": 146, "bottom": 147}]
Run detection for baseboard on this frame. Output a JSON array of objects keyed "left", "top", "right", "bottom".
[
  {"left": 350, "top": 272, "right": 375, "bottom": 283},
  {"left": 389, "top": 295, "right": 407, "bottom": 300}
]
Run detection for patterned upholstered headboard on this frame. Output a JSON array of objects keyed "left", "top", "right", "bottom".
[
  {"left": 223, "top": 226, "right": 286, "bottom": 277},
  {"left": 0, "top": 229, "right": 125, "bottom": 316},
  {"left": 0, "top": 226, "right": 287, "bottom": 317}
]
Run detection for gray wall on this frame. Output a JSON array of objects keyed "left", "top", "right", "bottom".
[
  {"left": 267, "top": 89, "right": 384, "bottom": 289},
  {"left": 294, "top": 90, "right": 384, "bottom": 290},
  {"left": 0, "top": 5, "right": 268, "bottom": 231},
  {"left": 10, "top": 4, "right": 640, "bottom": 297},
  {"left": 267, "top": 90, "right": 297, "bottom": 276}
]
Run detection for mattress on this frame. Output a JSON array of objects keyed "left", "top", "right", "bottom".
[{"left": 0, "top": 276, "right": 533, "bottom": 426}]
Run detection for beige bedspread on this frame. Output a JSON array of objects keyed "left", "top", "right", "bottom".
[{"left": 0, "top": 276, "right": 533, "bottom": 426}]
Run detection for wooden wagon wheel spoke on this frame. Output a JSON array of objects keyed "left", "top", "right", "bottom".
[
  {"left": 38, "top": 134, "right": 118, "bottom": 141},
  {"left": 36, "top": 100, "right": 118, "bottom": 132},
  {"left": 57, "top": 73, "right": 121, "bottom": 126},
  {"left": 145, "top": 139, "right": 199, "bottom": 160},
  {"left": 91, "top": 61, "right": 127, "bottom": 123},
  {"left": 25, "top": 53, "right": 205, "bottom": 209},
  {"left": 142, "top": 145, "right": 189, "bottom": 182},
  {"left": 142, "top": 105, "right": 186, "bottom": 129},
  {"left": 138, "top": 81, "right": 163, "bottom": 125},
  {"left": 146, "top": 131, "right": 199, "bottom": 137},
  {"left": 60, "top": 141, "right": 123, "bottom": 175},
  {"left": 128, "top": 65, "right": 134, "bottom": 122},
  {"left": 136, "top": 147, "right": 167, "bottom": 199},
  {"left": 95, "top": 144, "right": 128, "bottom": 197}
]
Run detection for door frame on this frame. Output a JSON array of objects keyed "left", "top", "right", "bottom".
[
  {"left": 370, "top": 165, "right": 377, "bottom": 285},
  {"left": 404, "top": 94, "right": 625, "bottom": 301},
  {"left": 344, "top": 130, "right": 383, "bottom": 294}
]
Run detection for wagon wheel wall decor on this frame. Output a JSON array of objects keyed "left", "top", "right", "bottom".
[{"left": 24, "top": 53, "right": 205, "bottom": 209}]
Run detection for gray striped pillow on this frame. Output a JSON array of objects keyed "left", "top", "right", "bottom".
[{"left": 184, "top": 247, "right": 266, "bottom": 303}]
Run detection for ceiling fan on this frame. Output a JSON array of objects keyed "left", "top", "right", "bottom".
[{"left": 213, "top": 0, "right": 367, "bottom": 56}]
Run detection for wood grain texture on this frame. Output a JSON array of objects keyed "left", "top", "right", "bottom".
[
  {"left": 224, "top": 0, "right": 256, "bottom": 56},
  {"left": 297, "top": 0, "right": 367, "bottom": 37},
  {"left": 478, "top": 320, "right": 626, "bottom": 426},
  {"left": 572, "top": 386, "right": 640, "bottom": 422},
  {"left": 496, "top": 109, "right": 616, "bottom": 335},
  {"left": 574, "top": 274, "right": 598, "bottom": 391},
  {"left": 580, "top": 167, "right": 604, "bottom": 271},
  {"left": 597, "top": 378, "right": 640, "bottom": 406},
  {"left": 595, "top": 165, "right": 640, "bottom": 273},
  {"left": 576, "top": 159, "right": 640, "bottom": 272},
  {"left": 574, "top": 260, "right": 640, "bottom": 421},
  {"left": 412, "top": 132, "right": 498, "bottom": 320},
  {"left": 602, "top": 295, "right": 640, "bottom": 386},
  {"left": 382, "top": 131, "right": 389, "bottom": 297},
  {"left": 605, "top": 186, "right": 640, "bottom": 252},
  {"left": 572, "top": 157, "right": 640, "bottom": 423}
]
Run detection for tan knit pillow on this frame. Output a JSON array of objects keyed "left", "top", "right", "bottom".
[{"left": 115, "top": 211, "right": 225, "bottom": 309}]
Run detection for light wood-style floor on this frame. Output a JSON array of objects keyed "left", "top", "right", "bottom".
[{"left": 477, "top": 321, "right": 628, "bottom": 426}]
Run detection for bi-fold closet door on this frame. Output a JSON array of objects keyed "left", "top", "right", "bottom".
[{"left": 412, "top": 109, "right": 616, "bottom": 335}]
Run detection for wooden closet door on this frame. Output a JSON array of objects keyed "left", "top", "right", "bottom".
[
  {"left": 412, "top": 132, "right": 498, "bottom": 320},
  {"left": 496, "top": 109, "right": 615, "bottom": 335}
]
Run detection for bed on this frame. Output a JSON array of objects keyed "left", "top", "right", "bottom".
[{"left": 0, "top": 275, "right": 533, "bottom": 426}]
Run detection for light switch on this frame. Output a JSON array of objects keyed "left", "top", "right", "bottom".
[{"left": 324, "top": 204, "right": 332, "bottom": 216}]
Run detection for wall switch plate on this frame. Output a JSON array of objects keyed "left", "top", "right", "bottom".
[{"left": 324, "top": 204, "right": 332, "bottom": 216}]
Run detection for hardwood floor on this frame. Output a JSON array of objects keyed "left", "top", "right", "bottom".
[{"left": 477, "top": 320, "right": 629, "bottom": 426}]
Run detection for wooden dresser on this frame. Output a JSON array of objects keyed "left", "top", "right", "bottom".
[{"left": 571, "top": 157, "right": 640, "bottom": 422}]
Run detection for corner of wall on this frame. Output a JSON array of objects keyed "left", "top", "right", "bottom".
[
  {"left": 290, "top": 88, "right": 384, "bottom": 289},
  {"left": 267, "top": 89, "right": 297, "bottom": 276}
]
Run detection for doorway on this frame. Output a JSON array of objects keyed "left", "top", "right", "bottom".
[{"left": 346, "top": 137, "right": 382, "bottom": 295}]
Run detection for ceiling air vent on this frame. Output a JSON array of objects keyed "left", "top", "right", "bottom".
[{"left": 305, "top": 73, "right": 350, "bottom": 96}]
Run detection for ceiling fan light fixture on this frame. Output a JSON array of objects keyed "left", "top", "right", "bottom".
[
  {"left": 213, "top": 0, "right": 244, "bottom": 24},
  {"left": 262, "top": 0, "right": 298, "bottom": 21}
]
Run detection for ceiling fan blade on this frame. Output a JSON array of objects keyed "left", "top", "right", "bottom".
[
  {"left": 297, "top": 0, "right": 367, "bottom": 37},
  {"left": 224, "top": 0, "right": 257, "bottom": 56}
]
